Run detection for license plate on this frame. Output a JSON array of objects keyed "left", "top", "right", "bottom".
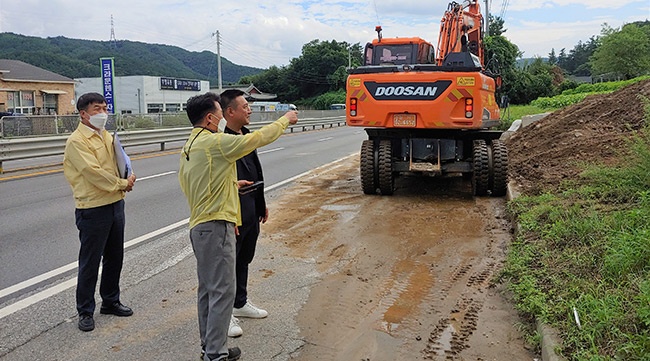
[{"left": 393, "top": 114, "right": 416, "bottom": 127}]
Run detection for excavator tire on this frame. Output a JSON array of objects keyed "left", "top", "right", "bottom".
[
  {"left": 377, "top": 140, "right": 394, "bottom": 195},
  {"left": 490, "top": 140, "right": 508, "bottom": 197},
  {"left": 472, "top": 140, "right": 490, "bottom": 196},
  {"left": 360, "top": 139, "right": 377, "bottom": 194}
]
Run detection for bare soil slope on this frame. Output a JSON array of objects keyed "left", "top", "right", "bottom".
[{"left": 505, "top": 79, "right": 650, "bottom": 195}]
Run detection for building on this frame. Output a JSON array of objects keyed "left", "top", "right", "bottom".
[
  {"left": 0, "top": 59, "right": 76, "bottom": 115},
  {"left": 75, "top": 75, "right": 210, "bottom": 114}
]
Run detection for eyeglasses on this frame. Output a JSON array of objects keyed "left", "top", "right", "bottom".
[{"left": 183, "top": 127, "right": 206, "bottom": 161}]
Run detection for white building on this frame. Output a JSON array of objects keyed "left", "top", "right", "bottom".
[{"left": 74, "top": 75, "right": 210, "bottom": 114}]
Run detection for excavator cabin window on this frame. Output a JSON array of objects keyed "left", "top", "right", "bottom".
[
  {"left": 373, "top": 44, "right": 413, "bottom": 65},
  {"left": 364, "top": 43, "right": 434, "bottom": 66}
]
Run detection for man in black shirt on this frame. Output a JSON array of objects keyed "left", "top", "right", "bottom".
[{"left": 220, "top": 89, "right": 272, "bottom": 336}]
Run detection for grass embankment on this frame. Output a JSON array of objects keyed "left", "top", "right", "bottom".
[{"left": 501, "top": 90, "right": 650, "bottom": 359}]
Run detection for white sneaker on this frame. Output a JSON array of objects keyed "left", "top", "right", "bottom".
[
  {"left": 228, "top": 315, "right": 243, "bottom": 338},
  {"left": 232, "top": 301, "right": 268, "bottom": 319}
]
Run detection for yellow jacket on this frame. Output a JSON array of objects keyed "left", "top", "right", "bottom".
[
  {"left": 63, "top": 123, "right": 129, "bottom": 209},
  {"left": 178, "top": 116, "right": 289, "bottom": 229}
]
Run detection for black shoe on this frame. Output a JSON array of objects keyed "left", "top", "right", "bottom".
[
  {"left": 100, "top": 301, "right": 133, "bottom": 317},
  {"left": 227, "top": 347, "right": 241, "bottom": 361},
  {"left": 78, "top": 314, "right": 94, "bottom": 332},
  {"left": 202, "top": 347, "right": 241, "bottom": 361}
]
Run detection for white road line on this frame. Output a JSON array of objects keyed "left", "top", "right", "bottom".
[
  {"left": 0, "top": 153, "right": 357, "bottom": 320},
  {"left": 0, "top": 218, "right": 189, "bottom": 320},
  {"left": 137, "top": 171, "right": 176, "bottom": 181},
  {"left": 317, "top": 137, "right": 333, "bottom": 142},
  {"left": 258, "top": 147, "right": 284, "bottom": 155},
  {"left": 0, "top": 279, "right": 77, "bottom": 319}
]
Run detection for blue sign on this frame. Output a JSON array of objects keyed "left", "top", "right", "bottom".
[{"left": 100, "top": 58, "right": 116, "bottom": 114}]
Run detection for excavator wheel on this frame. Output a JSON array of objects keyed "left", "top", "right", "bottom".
[
  {"left": 360, "top": 139, "right": 377, "bottom": 194},
  {"left": 377, "top": 140, "right": 394, "bottom": 195},
  {"left": 489, "top": 140, "right": 508, "bottom": 197},
  {"left": 472, "top": 140, "right": 490, "bottom": 196}
]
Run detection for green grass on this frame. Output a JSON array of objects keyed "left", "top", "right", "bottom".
[
  {"left": 501, "top": 96, "right": 650, "bottom": 360},
  {"left": 499, "top": 104, "right": 551, "bottom": 129}
]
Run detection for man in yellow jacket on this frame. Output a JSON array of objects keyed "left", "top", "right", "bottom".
[
  {"left": 63, "top": 92, "right": 137, "bottom": 332},
  {"left": 178, "top": 92, "right": 298, "bottom": 361}
]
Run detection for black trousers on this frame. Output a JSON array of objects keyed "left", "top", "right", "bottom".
[
  {"left": 75, "top": 199, "right": 125, "bottom": 316},
  {"left": 234, "top": 219, "right": 260, "bottom": 309}
]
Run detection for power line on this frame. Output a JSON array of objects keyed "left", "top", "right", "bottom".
[{"left": 499, "top": 0, "right": 509, "bottom": 19}]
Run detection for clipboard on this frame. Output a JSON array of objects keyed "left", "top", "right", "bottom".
[{"left": 113, "top": 131, "right": 132, "bottom": 179}]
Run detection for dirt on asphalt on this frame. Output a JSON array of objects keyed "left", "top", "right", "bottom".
[
  {"left": 261, "top": 156, "right": 536, "bottom": 360},
  {"left": 257, "top": 79, "right": 650, "bottom": 360}
]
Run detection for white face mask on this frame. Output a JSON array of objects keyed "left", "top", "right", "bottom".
[{"left": 88, "top": 112, "right": 108, "bottom": 130}]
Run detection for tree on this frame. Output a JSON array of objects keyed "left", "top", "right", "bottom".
[
  {"left": 557, "top": 48, "right": 568, "bottom": 70},
  {"left": 287, "top": 40, "right": 362, "bottom": 99},
  {"left": 484, "top": 34, "right": 521, "bottom": 103},
  {"left": 488, "top": 15, "right": 506, "bottom": 37},
  {"left": 548, "top": 49, "right": 557, "bottom": 66},
  {"left": 591, "top": 23, "right": 650, "bottom": 80},
  {"left": 238, "top": 40, "right": 363, "bottom": 101}
]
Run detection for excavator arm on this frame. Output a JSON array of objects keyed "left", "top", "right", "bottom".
[{"left": 435, "top": 0, "right": 485, "bottom": 66}]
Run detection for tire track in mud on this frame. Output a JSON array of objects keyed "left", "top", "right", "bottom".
[{"left": 262, "top": 156, "right": 534, "bottom": 360}]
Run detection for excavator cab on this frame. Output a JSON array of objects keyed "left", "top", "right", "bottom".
[{"left": 363, "top": 27, "right": 435, "bottom": 66}]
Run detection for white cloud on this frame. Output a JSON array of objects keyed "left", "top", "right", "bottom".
[{"left": 0, "top": 0, "right": 648, "bottom": 69}]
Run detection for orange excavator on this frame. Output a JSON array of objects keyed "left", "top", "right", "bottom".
[{"left": 346, "top": 0, "right": 507, "bottom": 196}]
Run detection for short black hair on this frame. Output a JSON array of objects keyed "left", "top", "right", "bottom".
[
  {"left": 185, "top": 92, "right": 220, "bottom": 125},
  {"left": 219, "top": 89, "right": 246, "bottom": 111},
  {"left": 76, "top": 92, "right": 106, "bottom": 112}
]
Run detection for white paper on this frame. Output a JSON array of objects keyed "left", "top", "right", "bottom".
[{"left": 113, "top": 132, "right": 132, "bottom": 178}]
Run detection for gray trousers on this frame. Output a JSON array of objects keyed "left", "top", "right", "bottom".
[{"left": 190, "top": 220, "right": 236, "bottom": 361}]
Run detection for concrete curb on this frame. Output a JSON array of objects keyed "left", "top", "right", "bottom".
[
  {"left": 503, "top": 112, "right": 565, "bottom": 360},
  {"left": 506, "top": 182, "right": 566, "bottom": 361}
]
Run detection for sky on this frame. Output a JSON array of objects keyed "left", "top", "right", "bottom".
[{"left": 0, "top": 0, "right": 648, "bottom": 70}]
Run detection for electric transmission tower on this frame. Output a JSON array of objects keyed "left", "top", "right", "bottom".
[{"left": 110, "top": 15, "right": 117, "bottom": 49}]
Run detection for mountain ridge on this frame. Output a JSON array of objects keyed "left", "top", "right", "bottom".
[{"left": 0, "top": 32, "right": 263, "bottom": 85}]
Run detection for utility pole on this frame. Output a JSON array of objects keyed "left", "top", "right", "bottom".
[
  {"left": 212, "top": 30, "right": 223, "bottom": 92},
  {"left": 348, "top": 47, "right": 352, "bottom": 69},
  {"left": 484, "top": 0, "right": 490, "bottom": 36}
]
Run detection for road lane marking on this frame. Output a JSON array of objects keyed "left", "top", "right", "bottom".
[
  {"left": 317, "top": 137, "right": 333, "bottom": 142},
  {"left": 0, "top": 153, "right": 358, "bottom": 319},
  {"left": 0, "top": 169, "right": 63, "bottom": 181},
  {"left": 137, "top": 171, "right": 176, "bottom": 181},
  {"left": 0, "top": 150, "right": 180, "bottom": 181},
  {"left": 0, "top": 218, "right": 189, "bottom": 320},
  {"left": 258, "top": 147, "right": 283, "bottom": 155}
]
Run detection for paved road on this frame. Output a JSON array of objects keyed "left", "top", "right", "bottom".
[{"left": 0, "top": 126, "right": 367, "bottom": 303}]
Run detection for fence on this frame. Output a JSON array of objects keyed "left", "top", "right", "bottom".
[
  {"left": 0, "top": 114, "right": 347, "bottom": 173},
  {"left": 0, "top": 109, "right": 346, "bottom": 138}
]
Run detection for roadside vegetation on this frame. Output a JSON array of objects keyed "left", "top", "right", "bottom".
[
  {"left": 501, "top": 89, "right": 650, "bottom": 359},
  {"left": 501, "top": 76, "right": 650, "bottom": 129}
]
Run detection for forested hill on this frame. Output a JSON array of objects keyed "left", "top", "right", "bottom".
[{"left": 0, "top": 32, "right": 262, "bottom": 84}]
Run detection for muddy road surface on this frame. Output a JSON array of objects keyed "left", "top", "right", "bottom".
[{"left": 261, "top": 155, "right": 537, "bottom": 360}]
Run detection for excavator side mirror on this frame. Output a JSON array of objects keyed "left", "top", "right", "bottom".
[{"left": 500, "top": 95, "right": 509, "bottom": 109}]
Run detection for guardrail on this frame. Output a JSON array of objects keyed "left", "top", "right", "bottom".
[{"left": 0, "top": 117, "right": 346, "bottom": 173}]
